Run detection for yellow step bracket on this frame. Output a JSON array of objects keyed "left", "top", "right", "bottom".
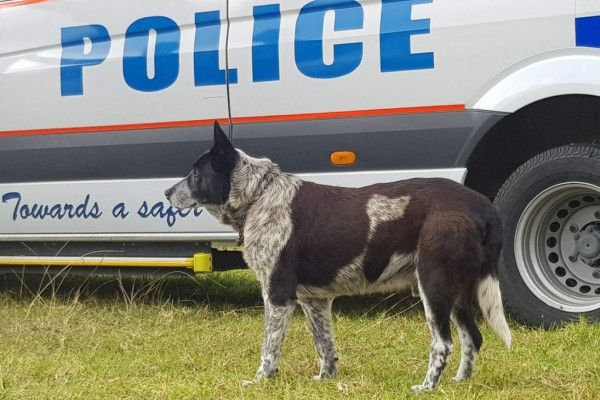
[{"left": 193, "top": 253, "right": 212, "bottom": 273}]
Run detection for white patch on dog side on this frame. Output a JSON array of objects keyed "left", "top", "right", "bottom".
[
  {"left": 297, "top": 251, "right": 416, "bottom": 299},
  {"left": 366, "top": 194, "right": 410, "bottom": 238},
  {"left": 378, "top": 252, "right": 418, "bottom": 282},
  {"left": 297, "top": 195, "right": 414, "bottom": 300}
]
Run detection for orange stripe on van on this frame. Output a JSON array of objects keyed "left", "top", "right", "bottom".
[
  {"left": 0, "top": 104, "right": 465, "bottom": 137},
  {"left": 0, "top": 118, "right": 229, "bottom": 137},
  {"left": 0, "top": 0, "right": 53, "bottom": 8}
]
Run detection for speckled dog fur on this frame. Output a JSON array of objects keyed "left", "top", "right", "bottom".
[{"left": 165, "top": 122, "right": 512, "bottom": 394}]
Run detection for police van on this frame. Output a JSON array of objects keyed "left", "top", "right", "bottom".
[{"left": 2, "top": 0, "right": 600, "bottom": 326}]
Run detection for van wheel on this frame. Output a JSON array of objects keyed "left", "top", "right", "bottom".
[{"left": 494, "top": 144, "right": 600, "bottom": 327}]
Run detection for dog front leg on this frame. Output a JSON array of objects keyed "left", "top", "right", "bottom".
[
  {"left": 244, "top": 299, "right": 296, "bottom": 386},
  {"left": 300, "top": 298, "right": 338, "bottom": 380}
]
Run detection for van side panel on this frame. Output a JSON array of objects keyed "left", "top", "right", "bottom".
[{"left": 227, "top": 0, "right": 573, "bottom": 118}]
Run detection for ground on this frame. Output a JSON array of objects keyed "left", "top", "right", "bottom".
[{"left": 0, "top": 270, "right": 598, "bottom": 399}]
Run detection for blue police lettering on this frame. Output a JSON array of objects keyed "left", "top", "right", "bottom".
[
  {"left": 252, "top": 4, "right": 281, "bottom": 82},
  {"left": 60, "top": 24, "right": 111, "bottom": 96},
  {"left": 295, "top": 0, "right": 364, "bottom": 79},
  {"left": 195, "top": 11, "right": 238, "bottom": 86},
  {"left": 59, "top": 0, "right": 434, "bottom": 95},
  {"left": 123, "top": 16, "right": 181, "bottom": 92},
  {"left": 380, "top": 0, "right": 434, "bottom": 72}
]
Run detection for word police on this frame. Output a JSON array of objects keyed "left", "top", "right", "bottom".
[{"left": 60, "top": 0, "right": 434, "bottom": 96}]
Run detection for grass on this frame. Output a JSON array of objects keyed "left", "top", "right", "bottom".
[{"left": 0, "top": 270, "right": 599, "bottom": 399}]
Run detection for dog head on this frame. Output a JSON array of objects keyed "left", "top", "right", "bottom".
[{"left": 164, "top": 121, "right": 238, "bottom": 209}]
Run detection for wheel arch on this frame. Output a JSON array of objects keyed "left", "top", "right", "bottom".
[
  {"left": 464, "top": 94, "right": 600, "bottom": 199},
  {"left": 467, "top": 48, "right": 600, "bottom": 113}
]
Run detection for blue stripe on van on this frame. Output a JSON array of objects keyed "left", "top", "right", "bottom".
[{"left": 576, "top": 16, "right": 600, "bottom": 48}]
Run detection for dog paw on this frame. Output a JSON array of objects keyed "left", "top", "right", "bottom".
[
  {"left": 242, "top": 370, "right": 268, "bottom": 387},
  {"left": 241, "top": 380, "right": 254, "bottom": 388},
  {"left": 312, "top": 373, "right": 334, "bottom": 381},
  {"left": 450, "top": 376, "right": 467, "bottom": 383},
  {"left": 313, "top": 370, "right": 337, "bottom": 381},
  {"left": 411, "top": 384, "right": 432, "bottom": 395}
]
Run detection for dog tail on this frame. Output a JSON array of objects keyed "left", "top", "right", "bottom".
[{"left": 477, "top": 275, "right": 512, "bottom": 349}]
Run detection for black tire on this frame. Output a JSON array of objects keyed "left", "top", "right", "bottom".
[{"left": 494, "top": 144, "right": 600, "bottom": 327}]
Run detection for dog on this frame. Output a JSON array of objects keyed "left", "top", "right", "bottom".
[{"left": 165, "top": 121, "right": 512, "bottom": 394}]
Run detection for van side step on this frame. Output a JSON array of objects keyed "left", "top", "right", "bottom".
[{"left": 0, "top": 241, "right": 247, "bottom": 275}]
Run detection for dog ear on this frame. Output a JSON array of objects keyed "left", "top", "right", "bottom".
[
  {"left": 211, "top": 120, "right": 236, "bottom": 173},
  {"left": 213, "top": 120, "right": 234, "bottom": 152}
]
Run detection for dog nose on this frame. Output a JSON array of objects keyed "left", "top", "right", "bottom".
[{"left": 164, "top": 187, "right": 173, "bottom": 198}]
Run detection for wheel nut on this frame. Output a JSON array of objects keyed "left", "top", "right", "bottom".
[
  {"left": 593, "top": 270, "right": 600, "bottom": 279},
  {"left": 570, "top": 224, "right": 579, "bottom": 233},
  {"left": 595, "top": 210, "right": 600, "bottom": 219},
  {"left": 569, "top": 255, "right": 578, "bottom": 262}
]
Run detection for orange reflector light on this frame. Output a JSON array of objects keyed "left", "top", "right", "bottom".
[{"left": 330, "top": 151, "right": 356, "bottom": 165}]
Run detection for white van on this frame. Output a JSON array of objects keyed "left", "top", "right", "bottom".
[{"left": 2, "top": 0, "right": 600, "bottom": 326}]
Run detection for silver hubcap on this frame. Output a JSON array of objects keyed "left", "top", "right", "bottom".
[{"left": 515, "top": 182, "right": 600, "bottom": 313}]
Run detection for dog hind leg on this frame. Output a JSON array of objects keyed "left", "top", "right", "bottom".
[
  {"left": 450, "top": 300, "right": 482, "bottom": 382},
  {"left": 299, "top": 298, "right": 338, "bottom": 380},
  {"left": 244, "top": 299, "right": 296, "bottom": 386},
  {"left": 411, "top": 277, "right": 454, "bottom": 394}
]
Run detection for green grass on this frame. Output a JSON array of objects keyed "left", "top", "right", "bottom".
[{"left": 0, "top": 270, "right": 598, "bottom": 399}]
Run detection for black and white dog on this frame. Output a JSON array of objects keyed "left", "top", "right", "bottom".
[{"left": 165, "top": 122, "right": 512, "bottom": 394}]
